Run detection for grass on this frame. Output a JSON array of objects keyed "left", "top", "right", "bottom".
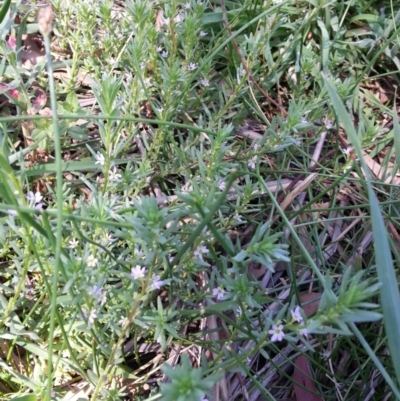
[{"left": 0, "top": 0, "right": 400, "bottom": 400}]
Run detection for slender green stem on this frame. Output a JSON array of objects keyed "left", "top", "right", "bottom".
[{"left": 43, "top": 33, "right": 64, "bottom": 401}]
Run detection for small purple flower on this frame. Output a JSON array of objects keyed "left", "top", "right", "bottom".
[
  {"left": 323, "top": 118, "right": 333, "bottom": 130},
  {"left": 212, "top": 286, "right": 225, "bottom": 300},
  {"left": 131, "top": 265, "right": 147, "bottom": 280},
  {"left": 199, "top": 30, "right": 207, "bottom": 37},
  {"left": 290, "top": 306, "right": 303, "bottom": 324},
  {"left": 150, "top": 273, "right": 163, "bottom": 290},
  {"left": 268, "top": 324, "right": 285, "bottom": 342},
  {"left": 188, "top": 62, "right": 197, "bottom": 71},
  {"left": 248, "top": 156, "right": 257, "bottom": 169},
  {"left": 200, "top": 78, "right": 210, "bottom": 87},
  {"left": 183, "top": 2, "right": 191, "bottom": 9},
  {"left": 161, "top": 50, "right": 169, "bottom": 58},
  {"left": 194, "top": 244, "right": 209, "bottom": 259},
  {"left": 217, "top": 178, "right": 226, "bottom": 191}
]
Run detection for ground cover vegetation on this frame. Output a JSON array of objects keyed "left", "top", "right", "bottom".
[{"left": 0, "top": 0, "right": 400, "bottom": 400}]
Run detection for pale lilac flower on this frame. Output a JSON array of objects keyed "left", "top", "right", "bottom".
[
  {"left": 200, "top": 78, "right": 210, "bottom": 87},
  {"left": 183, "top": 2, "right": 191, "bottom": 9},
  {"left": 199, "top": 30, "right": 207, "bottom": 37},
  {"left": 118, "top": 316, "right": 128, "bottom": 326},
  {"left": 156, "top": 45, "right": 162, "bottom": 52},
  {"left": 174, "top": 14, "right": 182, "bottom": 23},
  {"left": 234, "top": 212, "right": 243, "bottom": 222},
  {"left": 194, "top": 244, "right": 209, "bottom": 259},
  {"left": 291, "top": 306, "right": 304, "bottom": 323},
  {"left": 239, "top": 67, "right": 246, "bottom": 76},
  {"left": 83, "top": 308, "right": 97, "bottom": 324},
  {"left": 343, "top": 146, "right": 353, "bottom": 155},
  {"left": 248, "top": 156, "right": 257, "bottom": 169},
  {"left": 301, "top": 116, "right": 308, "bottom": 123},
  {"left": 217, "top": 178, "right": 226, "bottom": 191},
  {"left": 7, "top": 209, "right": 17, "bottom": 217},
  {"left": 131, "top": 265, "right": 147, "bottom": 280},
  {"left": 200, "top": 397, "right": 209, "bottom": 401},
  {"left": 68, "top": 238, "right": 79, "bottom": 249},
  {"left": 109, "top": 166, "right": 122, "bottom": 182},
  {"left": 26, "top": 191, "right": 43, "bottom": 204},
  {"left": 188, "top": 62, "right": 197, "bottom": 71},
  {"left": 87, "top": 254, "right": 98, "bottom": 268},
  {"left": 156, "top": 106, "right": 164, "bottom": 113},
  {"left": 102, "top": 232, "right": 113, "bottom": 245},
  {"left": 323, "top": 118, "right": 333, "bottom": 130},
  {"left": 299, "top": 328, "right": 309, "bottom": 338},
  {"left": 91, "top": 285, "right": 106, "bottom": 305},
  {"left": 236, "top": 306, "right": 242, "bottom": 315},
  {"left": 88, "top": 309, "right": 97, "bottom": 324},
  {"left": 253, "top": 143, "right": 259, "bottom": 151},
  {"left": 95, "top": 152, "right": 105, "bottom": 166},
  {"left": 163, "top": 17, "right": 170, "bottom": 25},
  {"left": 269, "top": 324, "right": 285, "bottom": 342},
  {"left": 161, "top": 50, "right": 168, "bottom": 58},
  {"left": 150, "top": 273, "right": 163, "bottom": 290},
  {"left": 212, "top": 286, "right": 225, "bottom": 300}
]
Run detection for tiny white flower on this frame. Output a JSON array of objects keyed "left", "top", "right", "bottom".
[
  {"left": 26, "top": 191, "right": 43, "bottom": 204},
  {"left": 323, "top": 118, "right": 333, "bottom": 130},
  {"left": 212, "top": 286, "right": 225, "bottom": 300},
  {"left": 183, "top": 2, "right": 191, "bottom": 9},
  {"left": 200, "top": 78, "right": 210, "bottom": 87},
  {"left": 95, "top": 152, "right": 105, "bottom": 166},
  {"left": 239, "top": 67, "right": 246, "bottom": 76},
  {"left": 161, "top": 50, "right": 169, "bottom": 58},
  {"left": 236, "top": 306, "right": 242, "bottom": 315},
  {"left": 174, "top": 14, "right": 182, "bottom": 23},
  {"left": 91, "top": 285, "right": 106, "bottom": 305},
  {"left": 253, "top": 143, "right": 259, "bottom": 151},
  {"left": 268, "top": 324, "right": 285, "bottom": 342},
  {"left": 140, "top": 62, "right": 146, "bottom": 69},
  {"left": 290, "top": 306, "right": 304, "bottom": 323},
  {"left": 88, "top": 309, "right": 97, "bottom": 324},
  {"left": 163, "top": 17, "right": 170, "bottom": 25},
  {"left": 194, "top": 244, "right": 209, "bottom": 259},
  {"left": 156, "top": 106, "right": 164, "bottom": 113},
  {"left": 248, "top": 156, "right": 257, "bottom": 169},
  {"left": 234, "top": 212, "right": 243, "bottom": 222},
  {"left": 102, "top": 232, "right": 113, "bottom": 245},
  {"left": 343, "top": 146, "right": 353, "bottom": 155},
  {"left": 109, "top": 166, "right": 122, "bottom": 182},
  {"left": 7, "top": 209, "right": 17, "bottom": 217},
  {"left": 156, "top": 46, "right": 162, "bottom": 52},
  {"left": 68, "top": 238, "right": 79, "bottom": 249},
  {"left": 217, "top": 178, "right": 226, "bottom": 191},
  {"left": 188, "top": 62, "right": 197, "bottom": 71},
  {"left": 199, "top": 30, "right": 207, "bottom": 37},
  {"left": 87, "top": 254, "right": 98, "bottom": 268},
  {"left": 301, "top": 116, "right": 308, "bottom": 123},
  {"left": 150, "top": 273, "right": 163, "bottom": 290},
  {"left": 118, "top": 316, "right": 129, "bottom": 326},
  {"left": 299, "top": 328, "right": 309, "bottom": 338},
  {"left": 131, "top": 265, "right": 147, "bottom": 280}
]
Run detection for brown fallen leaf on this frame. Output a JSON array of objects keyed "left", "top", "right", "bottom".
[
  {"left": 299, "top": 292, "right": 321, "bottom": 318},
  {"left": 293, "top": 355, "right": 324, "bottom": 401}
]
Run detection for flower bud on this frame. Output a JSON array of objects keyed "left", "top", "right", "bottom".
[{"left": 37, "top": 5, "right": 54, "bottom": 36}]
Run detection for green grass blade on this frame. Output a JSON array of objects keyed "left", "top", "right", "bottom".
[
  {"left": 0, "top": 0, "right": 11, "bottom": 24},
  {"left": 323, "top": 75, "right": 400, "bottom": 388}
]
